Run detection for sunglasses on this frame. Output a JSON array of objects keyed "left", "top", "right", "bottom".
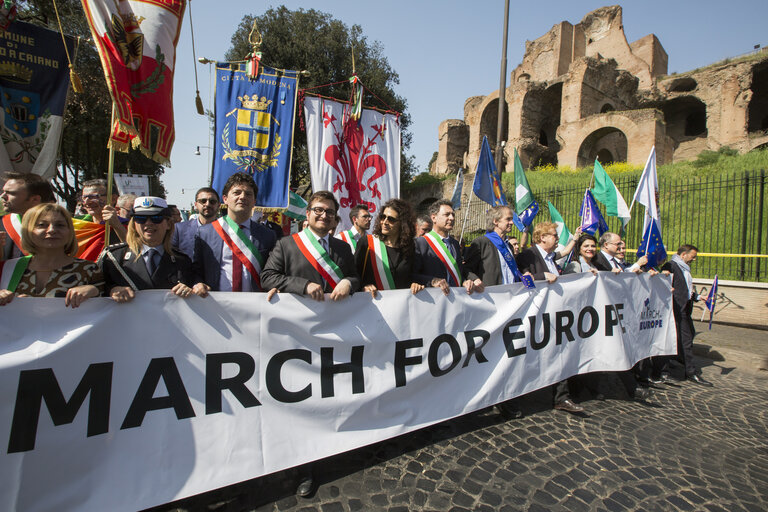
[
  {"left": 133, "top": 215, "right": 167, "bottom": 224},
  {"left": 381, "top": 214, "right": 400, "bottom": 224},
  {"left": 197, "top": 198, "right": 218, "bottom": 204}
]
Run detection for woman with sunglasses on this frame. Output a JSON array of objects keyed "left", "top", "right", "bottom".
[
  {"left": 0, "top": 203, "right": 103, "bottom": 307},
  {"left": 354, "top": 198, "right": 426, "bottom": 297},
  {"left": 102, "top": 196, "right": 202, "bottom": 302}
]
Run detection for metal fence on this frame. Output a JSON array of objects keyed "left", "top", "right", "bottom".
[{"left": 455, "top": 169, "right": 768, "bottom": 282}]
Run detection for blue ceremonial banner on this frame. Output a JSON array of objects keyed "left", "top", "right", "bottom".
[
  {"left": 212, "top": 63, "right": 299, "bottom": 207},
  {"left": 579, "top": 189, "right": 609, "bottom": 236},
  {"left": 636, "top": 218, "right": 667, "bottom": 268},
  {"left": 0, "top": 21, "right": 75, "bottom": 179},
  {"left": 473, "top": 136, "right": 507, "bottom": 206}
]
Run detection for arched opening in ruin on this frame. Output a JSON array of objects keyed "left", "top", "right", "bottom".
[
  {"left": 577, "top": 127, "right": 628, "bottom": 167},
  {"left": 668, "top": 77, "right": 697, "bottom": 93},
  {"left": 480, "top": 98, "right": 508, "bottom": 152},
  {"left": 539, "top": 130, "right": 548, "bottom": 146},
  {"left": 661, "top": 96, "right": 708, "bottom": 142},
  {"left": 748, "top": 62, "right": 768, "bottom": 133},
  {"left": 521, "top": 83, "right": 562, "bottom": 166},
  {"left": 416, "top": 197, "right": 439, "bottom": 216},
  {"left": 601, "top": 103, "right": 615, "bottom": 113},
  {"left": 518, "top": 73, "right": 531, "bottom": 82}
]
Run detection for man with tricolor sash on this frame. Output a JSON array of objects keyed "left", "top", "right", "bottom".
[
  {"left": 413, "top": 199, "right": 483, "bottom": 296},
  {"left": 335, "top": 204, "right": 371, "bottom": 252},
  {"left": 191, "top": 173, "right": 277, "bottom": 294},
  {"left": 1, "top": 172, "right": 55, "bottom": 260},
  {"left": 262, "top": 190, "right": 360, "bottom": 301}
]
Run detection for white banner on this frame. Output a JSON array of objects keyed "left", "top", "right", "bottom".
[
  {"left": 0, "top": 273, "right": 674, "bottom": 511},
  {"left": 114, "top": 173, "right": 150, "bottom": 197},
  {"left": 304, "top": 96, "right": 400, "bottom": 231}
]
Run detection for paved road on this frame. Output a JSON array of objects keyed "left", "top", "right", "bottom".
[{"left": 155, "top": 355, "right": 768, "bottom": 512}]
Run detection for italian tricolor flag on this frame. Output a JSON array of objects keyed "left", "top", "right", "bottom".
[{"left": 590, "top": 159, "right": 631, "bottom": 228}]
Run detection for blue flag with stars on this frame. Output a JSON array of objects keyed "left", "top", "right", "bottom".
[
  {"left": 637, "top": 218, "right": 667, "bottom": 268},
  {"left": 473, "top": 136, "right": 507, "bottom": 206},
  {"left": 579, "top": 189, "right": 609, "bottom": 236},
  {"left": 212, "top": 63, "right": 299, "bottom": 207}
]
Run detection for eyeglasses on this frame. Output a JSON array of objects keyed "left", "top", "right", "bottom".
[
  {"left": 360, "top": 214, "right": 372, "bottom": 219},
  {"left": 381, "top": 214, "right": 399, "bottom": 224},
  {"left": 542, "top": 233, "right": 557, "bottom": 238},
  {"left": 82, "top": 194, "right": 106, "bottom": 200},
  {"left": 133, "top": 215, "right": 166, "bottom": 224},
  {"left": 197, "top": 198, "right": 218, "bottom": 204},
  {"left": 309, "top": 206, "right": 336, "bottom": 217}
]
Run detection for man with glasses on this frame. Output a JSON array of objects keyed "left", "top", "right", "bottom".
[
  {"left": 335, "top": 204, "right": 371, "bottom": 252},
  {"left": 77, "top": 179, "right": 128, "bottom": 243},
  {"left": 262, "top": 190, "right": 360, "bottom": 302},
  {"left": 173, "top": 187, "right": 220, "bottom": 258},
  {"left": 191, "top": 173, "right": 277, "bottom": 294},
  {"left": 594, "top": 232, "right": 627, "bottom": 271}
]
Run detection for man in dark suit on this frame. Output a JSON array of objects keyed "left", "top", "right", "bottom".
[
  {"left": 172, "top": 187, "right": 220, "bottom": 258},
  {"left": 262, "top": 190, "right": 360, "bottom": 301},
  {"left": 465, "top": 205, "right": 523, "bottom": 286},
  {"left": 1, "top": 172, "right": 54, "bottom": 260},
  {"left": 662, "top": 244, "right": 712, "bottom": 386},
  {"left": 191, "top": 173, "right": 276, "bottom": 294},
  {"left": 412, "top": 199, "right": 482, "bottom": 295}
]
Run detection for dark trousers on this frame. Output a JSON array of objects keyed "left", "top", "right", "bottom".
[{"left": 673, "top": 304, "right": 697, "bottom": 377}]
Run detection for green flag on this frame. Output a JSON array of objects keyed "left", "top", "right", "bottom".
[
  {"left": 590, "top": 159, "right": 630, "bottom": 228},
  {"left": 284, "top": 191, "right": 308, "bottom": 220},
  {"left": 547, "top": 201, "right": 571, "bottom": 246},
  {"left": 513, "top": 148, "right": 534, "bottom": 214}
]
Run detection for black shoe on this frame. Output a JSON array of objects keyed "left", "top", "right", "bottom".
[
  {"left": 296, "top": 477, "right": 314, "bottom": 498},
  {"left": 496, "top": 402, "right": 523, "bottom": 420},
  {"left": 554, "top": 399, "right": 584, "bottom": 413},
  {"left": 633, "top": 387, "right": 652, "bottom": 402},
  {"left": 687, "top": 375, "right": 713, "bottom": 387},
  {"left": 594, "top": 392, "right": 606, "bottom": 401},
  {"left": 649, "top": 374, "right": 668, "bottom": 384}
]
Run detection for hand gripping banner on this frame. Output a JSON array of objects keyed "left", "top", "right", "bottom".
[{"left": 0, "top": 273, "right": 675, "bottom": 511}]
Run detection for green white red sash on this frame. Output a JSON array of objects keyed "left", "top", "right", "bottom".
[
  {"left": 2, "top": 214, "right": 26, "bottom": 255},
  {"left": 337, "top": 229, "right": 358, "bottom": 252},
  {"left": 424, "top": 230, "right": 462, "bottom": 286},
  {"left": 367, "top": 234, "right": 396, "bottom": 290},
  {"left": 212, "top": 217, "right": 265, "bottom": 290},
  {"left": 293, "top": 229, "right": 345, "bottom": 290},
  {"left": 0, "top": 256, "right": 31, "bottom": 292}
]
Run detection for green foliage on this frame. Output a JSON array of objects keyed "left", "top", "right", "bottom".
[
  {"left": 19, "top": 0, "right": 166, "bottom": 209},
  {"left": 225, "top": 7, "right": 411, "bottom": 188},
  {"left": 403, "top": 171, "right": 445, "bottom": 190},
  {"left": 692, "top": 146, "right": 740, "bottom": 168},
  {"left": 427, "top": 151, "right": 438, "bottom": 172}
]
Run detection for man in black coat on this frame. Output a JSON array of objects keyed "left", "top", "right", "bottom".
[
  {"left": 465, "top": 205, "right": 523, "bottom": 286},
  {"left": 412, "top": 199, "right": 482, "bottom": 295},
  {"left": 261, "top": 190, "right": 360, "bottom": 301},
  {"left": 662, "top": 244, "right": 712, "bottom": 386}
]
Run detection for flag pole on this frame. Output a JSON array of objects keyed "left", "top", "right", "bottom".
[
  {"left": 494, "top": 0, "right": 510, "bottom": 174},
  {"left": 104, "top": 103, "right": 117, "bottom": 249},
  {"left": 459, "top": 173, "right": 473, "bottom": 244}
]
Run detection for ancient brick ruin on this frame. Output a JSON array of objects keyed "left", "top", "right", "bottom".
[{"left": 431, "top": 5, "right": 768, "bottom": 174}]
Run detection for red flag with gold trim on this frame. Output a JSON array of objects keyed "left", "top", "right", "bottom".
[{"left": 80, "top": 0, "right": 185, "bottom": 164}]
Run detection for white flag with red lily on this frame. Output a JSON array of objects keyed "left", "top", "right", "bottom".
[{"left": 304, "top": 96, "right": 400, "bottom": 231}]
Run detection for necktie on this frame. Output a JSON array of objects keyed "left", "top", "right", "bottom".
[
  {"left": 612, "top": 258, "right": 620, "bottom": 269},
  {"left": 319, "top": 237, "right": 328, "bottom": 252},
  {"left": 146, "top": 249, "right": 160, "bottom": 276}
]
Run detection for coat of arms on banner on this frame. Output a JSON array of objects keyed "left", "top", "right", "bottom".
[
  {"left": 212, "top": 63, "right": 299, "bottom": 208},
  {"left": 304, "top": 96, "right": 400, "bottom": 232},
  {"left": 0, "top": 21, "right": 74, "bottom": 179}
]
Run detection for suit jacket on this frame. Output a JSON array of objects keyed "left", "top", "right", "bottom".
[
  {"left": 354, "top": 235, "right": 414, "bottom": 289},
  {"left": 412, "top": 235, "right": 478, "bottom": 286},
  {"left": 1, "top": 214, "right": 23, "bottom": 260},
  {"left": 593, "top": 251, "right": 624, "bottom": 272},
  {"left": 172, "top": 218, "right": 203, "bottom": 259},
  {"left": 192, "top": 219, "right": 277, "bottom": 291},
  {"left": 261, "top": 233, "right": 360, "bottom": 294},
  {"left": 661, "top": 259, "right": 694, "bottom": 314},
  {"left": 516, "top": 245, "right": 560, "bottom": 281},
  {"left": 464, "top": 235, "right": 505, "bottom": 286},
  {"left": 102, "top": 243, "right": 193, "bottom": 292}
]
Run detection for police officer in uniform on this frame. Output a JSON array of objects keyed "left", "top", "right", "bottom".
[{"left": 102, "top": 196, "right": 202, "bottom": 302}]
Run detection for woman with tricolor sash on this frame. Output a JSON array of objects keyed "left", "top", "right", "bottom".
[
  {"left": 354, "top": 199, "right": 426, "bottom": 296},
  {"left": 102, "top": 197, "right": 200, "bottom": 303},
  {"left": 0, "top": 204, "right": 103, "bottom": 307}
]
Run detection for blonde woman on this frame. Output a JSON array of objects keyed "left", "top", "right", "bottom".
[
  {"left": 0, "top": 203, "right": 102, "bottom": 307},
  {"left": 101, "top": 196, "right": 201, "bottom": 303}
]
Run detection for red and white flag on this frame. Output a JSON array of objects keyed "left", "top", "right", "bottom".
[
  {"left": 304, "top": 96, "right": 400, "bottom": 231},
  {"left": 80, "top": 0, "right": 185, "bottom": 164}
]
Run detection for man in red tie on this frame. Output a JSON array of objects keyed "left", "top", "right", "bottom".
[{"left": 191, "top": 173, "right": 276, "bottom": 294}]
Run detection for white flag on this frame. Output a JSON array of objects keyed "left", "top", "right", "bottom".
[
  {"left": 631, "top": 146, "right": 660, "bottom": 231},
  {"left": 304, "top": 96, "right": 400, "bottom": 231}
]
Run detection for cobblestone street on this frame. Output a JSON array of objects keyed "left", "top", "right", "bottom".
[{"left": 156, "top": 355, "right": 768, "bottom": 512}]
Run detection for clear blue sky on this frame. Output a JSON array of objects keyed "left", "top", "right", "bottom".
[{"left": 163, "top": 1, "right": 767, "bottom": 208}]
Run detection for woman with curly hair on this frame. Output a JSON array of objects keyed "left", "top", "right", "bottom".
[{"left": 354, "top": 198, "right": 426, "bottom": 296}]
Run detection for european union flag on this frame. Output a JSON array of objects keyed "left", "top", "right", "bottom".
[
  {"left": 637, "top": 218, "right": 667, "bottom": 268},
  {"left": 473, "top": 136, "right": 507, "bottom": 206},
  {"left": 512, "top": 201, "right": 539, "bottom": 232},
  {"left": 579, "top": 189, "right": 609, "bottom": 236},
  {"left": 212, "top": 63, "right": 299, "bottom": 208}
]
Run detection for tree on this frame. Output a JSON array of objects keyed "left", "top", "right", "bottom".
[
  {"left": 224, "top": 7, "right": 416, "bottom": 189},
  {"left": 18, "top": 0, "right": 166, "bottom": 209}
]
